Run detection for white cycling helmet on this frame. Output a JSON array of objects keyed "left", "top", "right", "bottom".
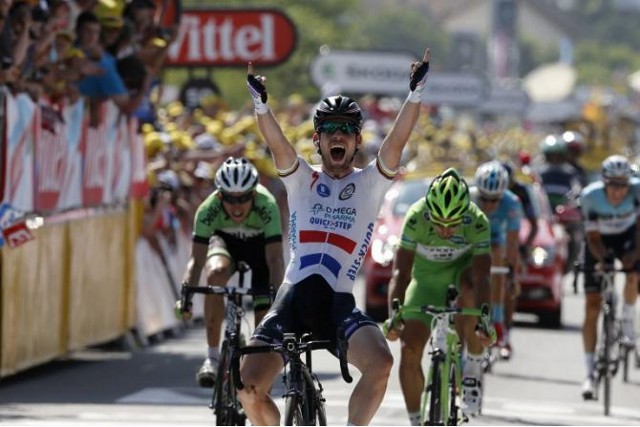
[
  {"left": 215, "top": 157, "right": 259, "bottom": 193},
  {"left": 601, "top": 155, "right": 632, "bottom": 180},
  {"left": 475, "top": 160, "right": 509, "bottom": 198}
]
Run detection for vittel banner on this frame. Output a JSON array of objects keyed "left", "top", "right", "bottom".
[{"left": 166, "top": 9, "right": 297, "bottom": 67}]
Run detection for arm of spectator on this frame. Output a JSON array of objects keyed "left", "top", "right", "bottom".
[
  {"left": 33, "top": 20, "right": 58, "bottom": 66},
  {"left": 0, "top": 65, "right": 20, "bottom": 85},
  {"left": 141, "top": 188, "right": 172, "bottom": 239},
  {"left": 110, "top": 69, "right": 154, "bottom": 115},
  {"left": 12, "top": 12, "right": 32, "bottom": 69}
]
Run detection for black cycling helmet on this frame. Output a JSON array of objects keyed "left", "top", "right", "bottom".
[{"left": 313, "top": 95, "right": 363, "bottom": 132}]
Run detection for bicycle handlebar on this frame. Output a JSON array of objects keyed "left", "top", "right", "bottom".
[
  {"left": 232, "top": 332, "right": 352, "bottom": 391},
  {"left": 177, "top": 284, "right": 255, "bottom": 317},
  {"left": 396, "top": 300, "right": 486, "bottom": 318},
  {"left": 177, "top": 261, "right": 252, "bottom": 316},
  {"left": 182, "top": 285, "right": 255, "bottom": 296}
]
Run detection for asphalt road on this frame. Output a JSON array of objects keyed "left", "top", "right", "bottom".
[{"left": 1, "top": 275, "right": 640, "bottom": 426}]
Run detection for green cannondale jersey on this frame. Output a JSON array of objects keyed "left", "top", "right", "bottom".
[
  {"left": 192, "top": 183, "right": 282, "bottom": 244},
  {"left": 399, "top": 199, "right": 490, "bottom": 270}
]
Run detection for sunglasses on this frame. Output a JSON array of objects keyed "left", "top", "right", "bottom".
[
  {"left": 606, "top": 181, "right": 629, "bottom": 189},
  {"left": 479, "top": 195, "right": 501, "bottom": 204},
  {"left": 317, "top": 122, "right": 359, "bottom": 135},
  {"left": 431, "top": 217, "right": 462, "bottom": 229},
  {"left": 220, "top": 192, "right": 253, "bottom": 204}
]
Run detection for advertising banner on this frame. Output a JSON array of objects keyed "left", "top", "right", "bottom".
[
  {"left": 82, "top": 104, "right": 108, "bottom": 206},
  {"left": 35, "top": 103, "right": 68, "bottom": 211},
  {"left": 166, "top": 9, "right": 296, "bottom": 67},
  {"left": 3, "top": 92, "right": 35, "bottom": 212}
]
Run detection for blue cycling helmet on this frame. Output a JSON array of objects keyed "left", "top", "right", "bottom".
[{"left": 475, "top": 161, "right": 509, "bottom": 198}]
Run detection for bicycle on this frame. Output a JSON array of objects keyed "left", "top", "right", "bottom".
[
  {"left": 387, "top": 286, "right": 490, "bottom": 425},
  {"left": 481, "top": 265, "right": 510, "bottom": 374},
  {"left": 232, "top": 329, "right": 352, "bottom": 426},
  {"left": 573, "top": 263, "right": 630, "bottom": 416},
  {"left": 178, "top": 262, "right": 253, "bottom": 426}
]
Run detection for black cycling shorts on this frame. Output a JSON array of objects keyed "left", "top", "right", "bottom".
[
  {"left": 252, "top": 274, "right": 376, "bottom": 354},
  {"left": 207, "top": 235, "right": 271, "bottom": 308},
  {"left": 583, "top": 225, "right": 640, "bottom": 293}
]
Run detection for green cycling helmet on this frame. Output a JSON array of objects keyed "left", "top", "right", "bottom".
[{"left": 426, "top": 168, "right": 470, "bottom": 226}]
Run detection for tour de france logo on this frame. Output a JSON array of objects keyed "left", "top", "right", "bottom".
[
  {"left": 339, "top": 183, "right": 356, "bottom": 200},
  {"left": 316, "top": 183, "right": 331, "bottom": 198}
]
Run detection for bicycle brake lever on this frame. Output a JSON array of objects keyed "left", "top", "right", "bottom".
[{"left": 337, "top": 327, "right": 353, "bottom": 384}]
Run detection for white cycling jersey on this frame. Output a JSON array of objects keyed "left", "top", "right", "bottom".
[
  {"left": 580, "top": 178, "right": 640, "bottom": 235},
  {"left": 279, "top": 156, "right": 395, "bottom": 293}
]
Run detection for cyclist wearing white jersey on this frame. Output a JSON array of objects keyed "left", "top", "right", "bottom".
[
  {"left": 580, "top": 155, "right": 640, "bottom": 399},
  {"left": 237, "top": 48, "right": 431, "bottom": 426}
]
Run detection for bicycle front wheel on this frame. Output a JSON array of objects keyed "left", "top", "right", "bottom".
[
  {"left": 622, "top": 343, "right": 631, "bottom": 383},
  {"left": 447, "top": 360, "right": 460, "bottom": 425},
  {"left": 284, "top": 394, "right": 304, "bottom": 426},
  {"left": 423, "top": 356, "right": 443, "bottom": 425},
  {"left": 303, "top": 369, "right": 326, "bottom": 426},
  {"left": 213, "top": 341, "right": 244, "bottom": 426},
  {"left": 602, "top": 312, "right": 612, "bottom": 416}
]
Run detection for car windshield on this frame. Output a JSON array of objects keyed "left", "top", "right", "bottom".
[{"left": 392, "top": 179, "right": 429, "bottom": 217}]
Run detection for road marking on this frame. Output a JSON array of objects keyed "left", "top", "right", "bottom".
[{"left": 112, "top": 386, "right": 640, "bottom": 425}]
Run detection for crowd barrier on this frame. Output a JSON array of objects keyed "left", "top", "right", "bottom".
[{"left": 0, "top": 90, "right": 204, "bottom": 378}]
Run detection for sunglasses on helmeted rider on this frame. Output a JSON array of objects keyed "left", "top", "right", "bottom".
[
  {"left": 431, "top": 217, "right": 462, "bottom": 229},
  {"left": 479, "top": 195, "right": 501, "bottom": 204},
  {"left": 317, "top": 122, "right": 359, "bottom": 135},
  {"left": 220, "top": 192, "right": 254, "bottom": 204},
  {"left": 605, "top": 180, "right": 629, "bottom": 189}
]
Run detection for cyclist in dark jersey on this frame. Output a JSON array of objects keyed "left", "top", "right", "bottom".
[
  {"left": 562, "top": 130, "right": 588, "bottom": 187},
  {"left": 536, "top": 134, "right": 583, "bottom": 272},
  {"left": 179, "top": 157, "right": 284, "bottom": 388}
]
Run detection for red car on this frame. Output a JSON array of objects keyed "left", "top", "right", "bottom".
[
  {"left": 363, "top": 175, "right": 568, "bottom": 327},
  {"left": 363, "top": 174, "right": 430, "bottom": 322}
]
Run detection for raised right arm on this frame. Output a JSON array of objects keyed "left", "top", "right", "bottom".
[{"left": 247, "top": 62, "right": 298, "bottom": 173}]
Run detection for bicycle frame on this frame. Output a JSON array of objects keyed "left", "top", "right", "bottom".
[
  {"left": 396, "top": 297, "right": 485, "bottom": 425},
  {"left": 575, "top": 264, "right": 630, "bottom": 417},
  {"left": 179, "top": 263, "right": 253, "bottom": 426},
  {"left": 233, "top": 331, "right": 352, "bottom": 426},
  {"left": 593, "top": 269, "right": 620, "bottom": 417}
]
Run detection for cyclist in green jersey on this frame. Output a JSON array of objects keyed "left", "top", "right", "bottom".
[
  {"left": 179, "top": 157, "right": 285, "bottom": 388},
  {"left": 385, "top": 168, "right": 496, "bottom": 424}
]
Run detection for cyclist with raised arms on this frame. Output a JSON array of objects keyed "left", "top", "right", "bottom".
[
  {"left": 237, "top": 48, "right": 432, "bottom": 426},
  {"left": 385, "top": 168, "right": 496, "bottom": 424},
  {"left": 579, "top": 155, "right": 640, "bottom": 399},
  {"left": 471, "top": 161, "right": 523, "bottom": 360},
  {"left": 179, "top": 157, "right": 285, "bottom": 388}
]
